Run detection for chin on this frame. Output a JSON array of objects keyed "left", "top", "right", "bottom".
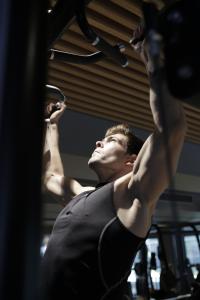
[
  {"left": 88, "top": 157, "right": 95, "bottom": 167},
  {"left": 88, "top": 157, "right": 100, "bottom": 169}
]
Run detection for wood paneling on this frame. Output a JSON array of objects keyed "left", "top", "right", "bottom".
[{"left": 48, "top": 0, "right": 200, "bottom": 144}]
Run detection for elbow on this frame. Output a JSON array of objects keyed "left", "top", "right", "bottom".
[
  {"left": 170, "top": 108, "right": 187, "bottom": 139},
  {"left": 159, "top": 105, "right": 187, "bottom": 140},
  {"left": 43, "top": 173, "right": 66, "bottom": 198}
]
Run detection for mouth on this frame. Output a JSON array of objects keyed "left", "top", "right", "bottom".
[{"left": 92, "top": 150, "right": 100, "bottom": 156}]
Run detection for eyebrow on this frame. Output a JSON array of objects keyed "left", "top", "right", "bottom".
[{"left": 104, "top": 135, "right": 124, "bottom": 145}]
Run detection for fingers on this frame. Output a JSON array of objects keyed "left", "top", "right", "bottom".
[
  {"left": 55, "top": 101, "right": 67, "bottom": 115},
  {"left": 55, "top": 100, "right": 67, "bottom": 111},
  {"left": 44, "top": 99, "right": 67, "bottom": 124},
  {"left": 49, "top": 101, "right": 67, "bottom": 123},
  {"left": 130, "top": 23, "right": 145, "bottom": 52},
  {"left": 46, "top": 100, "right": 66, "bottom": 115}
]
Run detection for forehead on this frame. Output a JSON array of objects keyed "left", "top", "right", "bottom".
[{"left": 104, "top": 133, "right": 128, "bottom": 145}]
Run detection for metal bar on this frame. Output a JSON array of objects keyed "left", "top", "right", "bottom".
[
  {"left": 152, "top": 224, "right": 169, "bottom": 269},
  {"left": 0, "top": 1, "right": 47, "bottom": 300},
  {"left": 75, "top": 2, "right": 128, "bottom": 67},
  {"left": 190, "top": 224, "right": 200, "bottom": 253},
  {"left": 46, "top": 84, "right": 66, "bottom": 102},
  {"left": 48, "top": 48, "right": 106, "bottom": 64},
  {"left": 47, "top": 0, "right": 94, "bottom": 48}
]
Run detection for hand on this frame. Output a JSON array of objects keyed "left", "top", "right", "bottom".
[
  {"left": 130, "top": 23, "right": 145, "bottom": 54},
  {"left": 130, "top": 23, "right": 164, "bottom": 75},
  {"left": 130, "top": 24, "right": 154, "bottom": 74},
  {"left": 45, "top": 100, "right": 67, "bottom": 124}
]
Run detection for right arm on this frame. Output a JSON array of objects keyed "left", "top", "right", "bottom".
[{"left": 42, "top": 101, "right": 92, "bottom": 205}]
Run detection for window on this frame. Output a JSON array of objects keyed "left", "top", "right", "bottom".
[
  {"left": 128, "top": 251, "right": 141, "bottom": 295},
  {"left": 146, "top": 238, "right": 161, "bottom": 290},
  {"left": 184, "top": 235, "right": 200, "bottom": 278},
  {"left": 40, "top": 235, "right": 50, "bottom": 256},
  {"left": 128, "top": 237, "right": 161, "bottom": 295}
]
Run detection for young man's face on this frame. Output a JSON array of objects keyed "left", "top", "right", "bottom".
[{"left": 88, "top": 133, "right": 132, "bottom": 174}]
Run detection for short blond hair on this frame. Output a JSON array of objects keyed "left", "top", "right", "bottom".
[{"left": 105, "top": 123, "right": 144, "bottom": 155}]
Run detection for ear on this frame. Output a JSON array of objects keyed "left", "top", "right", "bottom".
[{"left": 125, "top": 154, "right": 137, "bottom": 167}]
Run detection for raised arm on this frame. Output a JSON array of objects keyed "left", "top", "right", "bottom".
[
  {"left": 129, "top": 27, "right": 187, "bottom": 209},
  {"left": 42, "top": 100, "right": 87, "bottom": 205}
]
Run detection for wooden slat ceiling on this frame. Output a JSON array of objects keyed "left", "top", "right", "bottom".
[{"left": 48, "top": 0, "right": 200, "bottom": 144}]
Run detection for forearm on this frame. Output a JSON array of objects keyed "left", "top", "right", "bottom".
[
  {"left": 42, "top": 121, "right": 66, "bottom": 199},
  {"left": 46, "top": 121, "right": 64, "bottom": 176},
  {"left": 43, "top": 121, "right": 84, "bottom": 202},
  {"left": 149, "top": 73, "right": 187, "bottom": 134},
  {"left": 131, "top": 33, "right": 187, "bottom": 133},
  {"left": 42, "top": 124, "right": 50, "bottom": 180}
]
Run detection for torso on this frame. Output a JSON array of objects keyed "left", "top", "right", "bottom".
[{"left": 40, "top": 182, "right": 146, "bottom": 300}]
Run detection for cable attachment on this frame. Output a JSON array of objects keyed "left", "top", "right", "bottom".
[
  {"left": 75, "top": 4, "right": 128, "bottom": 67},
  {"left": 45, "top": 84, "right": 66, "bottom": 102}
]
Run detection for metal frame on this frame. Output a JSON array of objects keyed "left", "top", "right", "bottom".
[
  {"left": 0, "top": 1, "right": 47, "bottom": 299},
  {"left": 47, "top": 0, "right": 128, "bottom": 67},
  {"left": 47, "top": 0, "right": 93, "bottom": 47},
  {"left": 0, "top": 1, "right": 97, "bottom": 299}
]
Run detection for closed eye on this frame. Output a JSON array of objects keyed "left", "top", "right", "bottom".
[{"left": 107, "top": 137, "right": 118, "bottom": 142}]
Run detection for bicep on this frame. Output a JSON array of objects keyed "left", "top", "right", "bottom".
[
  {"left": 130, "top": 128, "right": 185, "bottom": 203},
  {"left": 44, "top": 173, "right": 84, "bottom": 205}
]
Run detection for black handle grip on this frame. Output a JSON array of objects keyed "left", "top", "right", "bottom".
[
  {"left": 48, "top": 49, "right": 106, "bottom": 64},
  {"left": 92, "top": 39, "right": 128, "bottom": 68},
  {"left": 76, "top": 5, "right": 128, "bottom": 67},
  {"left": 45, "top": 84, "right": 66, "bottom": 102}
]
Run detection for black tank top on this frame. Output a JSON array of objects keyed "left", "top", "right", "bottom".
[{"left": 40, "top": 182, "right": 146, "bottom": 300}]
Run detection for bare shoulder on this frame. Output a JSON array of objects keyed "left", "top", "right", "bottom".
[
  {"left": 79, "top": 186, "right": 95, "bottom": 193},
  {"left": 113, "top": 172, "right": 135, "bottom": 199},
  {"left": 64, "top": 177, "right": 95, "bottom": 196},
  {"left": 44, "top": 174, "right": 95, "bottom": 205}
]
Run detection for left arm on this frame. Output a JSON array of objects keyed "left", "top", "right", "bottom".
[
  {"left": 114, "top": 61, "right": 186, "bottom": 238},
  {"left": 128, "top": 28, "right": 187, "bottom": 210},
  {"left": 130, "top": 81, "right": 186, "bottom": 207}
]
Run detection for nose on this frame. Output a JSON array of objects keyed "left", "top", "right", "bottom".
[{"left": 95, "top": 140, "right": 104, "bottom": 148}]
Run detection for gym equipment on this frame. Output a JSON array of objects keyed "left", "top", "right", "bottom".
[
  {"left": 142, "top": 0, "right": 200, "bottom": 108},
  {"left": 151, "top": 225, "right": 178, "bottom": 299},
  {"left": 48, "top": 48, "right": 107, "bottom": 65},
  {"left": 47, "top": 0, "right": 128, "bottom": 67},
  {"left": 136, "top": 244, "right": 150, "bottom": 299},
  {"left": 46, "top": 84, "right": 66, "bottom": 102}
]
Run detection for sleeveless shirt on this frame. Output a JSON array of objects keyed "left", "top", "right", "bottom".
[{"left": 40, "top": 182, "right": 146, "bottom": 300}]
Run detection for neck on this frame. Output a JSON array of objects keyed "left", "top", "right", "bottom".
[{"left": 96, "top": 168, "right": 129, "bottom": 183}]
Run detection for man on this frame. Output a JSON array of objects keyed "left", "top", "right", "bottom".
[{"left": 40, "top": 25, "right": 186, "bottom": 300}]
